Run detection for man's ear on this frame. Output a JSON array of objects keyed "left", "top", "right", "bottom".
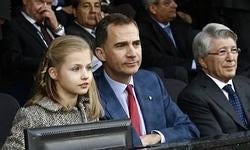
[
  {"left": 95, "top": 47, "right": 106, "bottom": 62},
  {"left": 198, "top": 57, "right": 207, "bottom": 69},
  {"left": 48, "top": 67, "right": 58, "bottom": 80},
  {"left": 148, "top": 4, "right": 157, "bottom": 15}
]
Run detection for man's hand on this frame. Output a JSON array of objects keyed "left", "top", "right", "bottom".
[
  {"left": 177, "top": 11, "right": 192, "bottom": 24},
  {"left": 140, "top": 133, "right": 161, "bottom": 146},
  {"left": 38, "top": 4, "right": 59, "bottom": 30},
  {"left": 95, "top": 11, "right": 105, "bottom": 23}
]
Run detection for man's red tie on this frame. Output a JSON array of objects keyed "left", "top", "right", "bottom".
[{"left": 126, "top": 84, "right": 141, "bottom": 136}]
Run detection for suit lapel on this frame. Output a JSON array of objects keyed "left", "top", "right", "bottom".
[
  {"left": 97, "top": 71, "right": 128, "bottom": 119},
  {"left": 150, "top": 19, "right": 179, "bottom": 56},
  {"left": 133, "top": 73, "right": 156, "bottom": 131},
  {"left": 73, "top": 22, "right": 95, "bottom": 41},
  {"left": 200, "top": 73, "right": 246, "bottom": 128},
  {"left": 17, "top": 14, "right": 48, "bottom": 48},
  {"left": 233, "top": 78, "right": 250, "bottom": 128}
]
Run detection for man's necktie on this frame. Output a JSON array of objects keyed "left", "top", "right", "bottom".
[
  {"left": 223, "top": 84, "right": 248, "bottom": 127},
  {"left": 126, "top": 84, "right": 141, "bottom": 136},
  {"left": 36, "top": 22, "right": 53, "bottom": 45},
  {"left": 163, "top": 25, "right": 176, "bottom": 47},
  {"left": 91, "top": 29, "right": 96, "bottom": 37}
]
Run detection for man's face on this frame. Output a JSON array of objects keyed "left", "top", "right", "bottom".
[
  {"left": 200, "top": 38, "right": 238, "bottom": 83},
  {"left": 22, "top": 0, "right": 53, "bottom": 22},
  {"left": 73, "top": 0, "right": 101, "bottom": 29},
  {"left": 96, "top": 23, "right": 142, "bottom": 83},
  {"left": 149, "top": 0, "right": 178, "bottom": 23}
]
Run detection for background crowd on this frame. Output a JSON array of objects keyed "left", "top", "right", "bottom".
[{"left": 1, "top": 0, "right": 250, "bottom": 149}]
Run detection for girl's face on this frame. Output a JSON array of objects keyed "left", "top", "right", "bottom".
[{"left": 50, "top": 50, "right": 93, "bottom": 98}]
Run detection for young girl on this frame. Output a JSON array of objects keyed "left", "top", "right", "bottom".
[{"left": 2, "top": 35, "right": 103, "bottom": 150}]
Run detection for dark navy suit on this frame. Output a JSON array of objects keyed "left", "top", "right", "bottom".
[
  {"left": 0, "top": 13, "right": 52, "bottom": 105},
  {"left": 95, "top": 69, "right": 199, "bottom": 147},
  {"left": 65, "top": 21, "right": 95, "bottom": 49}
]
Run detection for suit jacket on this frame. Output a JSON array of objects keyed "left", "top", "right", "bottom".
[
  {"left": 65, "top": 21, "right": 96, "bottom": 50},
  {"left": 136, "top": 14, "right": 195, "bottom": 71},
  {"left": 0, "top": 13, "right": 52, "bottom": 104},
  {"left": 177, "top": 72, "right": 250, "bottom": 137},
  {"left": 95, "top": 69, "right": 199, "bottom": 147}
]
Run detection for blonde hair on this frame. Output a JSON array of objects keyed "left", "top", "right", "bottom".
[{"left": 26, "top": 35, "right": 102, "bottom": 119}]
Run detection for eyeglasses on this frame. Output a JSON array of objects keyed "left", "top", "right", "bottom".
[{"left": 207, "top": 48, "right": 240, "bottom": 56}]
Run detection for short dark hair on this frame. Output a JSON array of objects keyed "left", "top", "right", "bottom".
[
  {"left": 72, "top": 0, "right": 101, "bottom": 8},
  {"left": 72, "top": 0, "right": 81, "bottom": 8},
  {"left": 95, "top": 13, "right": 138, "bottom": 47}
]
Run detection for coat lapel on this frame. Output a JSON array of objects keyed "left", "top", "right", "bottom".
[
  {"left": 17, "top": 14, "right": 49, "bottom": 48},
  {"left": 150, "top": 19, "right": 179, "bottom": 56},
  {"left": 200, "top": 73, "right": 247, "bottom": 128},
  {"left": 97, "top": 71, "right": 128, "bottom": 120},
  {"left": 133, "top": 73, "right": 156, "bottom": 131},
  {"left": 233, "top": 78, "right": 250, "bottom": 128}
]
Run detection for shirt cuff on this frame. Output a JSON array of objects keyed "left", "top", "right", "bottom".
[
  {"left": 191, "top": 59, "right": 197, "bottom": 70},
  {"left": 152, "top": 130, "right": 166, "bottom": 143}
]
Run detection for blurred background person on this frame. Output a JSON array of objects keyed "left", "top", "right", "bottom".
[
  {"left": 136, "top": 0, "right": 196, "bottom": 83},
  {"left": 0, "top": 0, "right": 65, "bottom": 106},
  {"left": 52, "top": 0, "right": 75, "bottom": 26},
  {"left": 66, "top": 0, "right": 103, "bottom": 72}
]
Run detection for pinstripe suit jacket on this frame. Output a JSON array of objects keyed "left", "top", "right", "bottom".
[{"left": 95, "top": 69, "right": 199, "bottom": 147}]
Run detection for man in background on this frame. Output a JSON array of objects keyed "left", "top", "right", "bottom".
[
  {"left": 0, "top": 0, "right": 64, "bottom": 106},
  {"left": 66, "top": 0, "right": 103, "bottom": 72},
  {"left": 136, "top": 0, "right": 196, "bottom": 83}
]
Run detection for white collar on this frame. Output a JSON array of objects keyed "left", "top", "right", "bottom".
[
  {"left": 74, "top": 20, "right": 95, "bottom": 36},
  {"left": 104, "top": 70, "right": 134, "bottom": 93},
  {"left": 206, "top": 73, "right": 234, "bottom": 90},
  {"left": 21, "top": 11, "right": 36, "bottom": 25}
]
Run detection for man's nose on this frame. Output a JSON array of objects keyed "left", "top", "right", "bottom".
[
  {"left": 127, "top": 45, "right": 136, "bottom": 56},
  {"left": 171, "top": 0, "right": 178, "bottom": 8},
  {"left": 90, "top": 5, "right": 99, "bottom": 12},
  {"left": 43, "top": 2, "right": 48, "bottom": 6}
]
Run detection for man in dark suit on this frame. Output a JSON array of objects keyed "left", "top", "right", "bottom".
[
  {"left": 94, "top": 13, "right": 199, "bottom": 147},
  {"left": 178, "top": 23, "right": 250, "bottom": 137},
  {"left": 136, "top": 0, "right": 196, "bottom": 83},
  {"left": 66, "top": 0, "right": 102, "bottom": 72},
  {"left": 0, "top": 0, "right": 64, "bottom": 106}
]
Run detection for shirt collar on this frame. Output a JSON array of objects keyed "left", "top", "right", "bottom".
[
  {"left": 21, "top": 11, "right": 36, "bottom": 25},
  {"left": 74, "top": 20, "right": 95, "bottom": 36},
  {"left": 158, "top": 22, "right": 170, "bottom": 28},
  {"left": 104, "top": 70, "right": 134, "bottom": 94},
  {"left": 206, "top": 73, "right": 234, "bottom": 90}
]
